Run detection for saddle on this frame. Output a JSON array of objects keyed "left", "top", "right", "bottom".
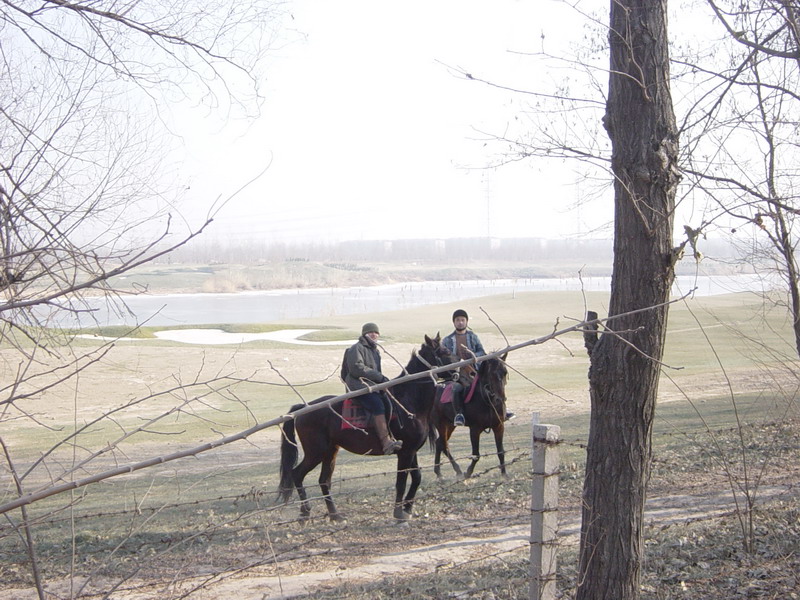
[{"left": 340, "top": 395, "right": 395, "bottom": 431}]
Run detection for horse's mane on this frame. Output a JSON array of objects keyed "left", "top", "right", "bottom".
[
  {"left": 388, "top": 341, "right": 441, "bottom": 442},
  {"left": 479, "top": 355, "right": 508, "bottom": 375}
]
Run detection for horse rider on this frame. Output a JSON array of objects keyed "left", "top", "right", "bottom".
[
  {"left": 442, "top": 309, "right": 515, "bottom": 426},
  {"left": 342, "top": 322, "right": 403, "bottom": 454}
]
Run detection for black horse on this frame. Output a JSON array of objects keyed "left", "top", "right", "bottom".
[
  {"left": 433, "top": 354, "right": 509, "bottom": 479},
  {"left": 278, "top": 334, "right": 455, "bottom": 521}
]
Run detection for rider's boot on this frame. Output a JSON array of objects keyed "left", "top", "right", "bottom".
[
  {"left": 452, "top": 387, "right": 465, "bottom": 427},
  {"left": 373, "top": 414, "right": 402, "bottom": 454}
]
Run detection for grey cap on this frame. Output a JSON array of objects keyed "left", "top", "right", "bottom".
[{"left": 362, "top": 322, "right": 380, "bottom": 335}]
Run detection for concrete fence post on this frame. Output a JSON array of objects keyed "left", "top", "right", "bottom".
[{"left": 530, "top": 413, "right": 560, "bottom": 600}]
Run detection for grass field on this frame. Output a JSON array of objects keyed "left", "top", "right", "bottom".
[{"left": 1, "top": 280, "right": 799, "bottom": 599}]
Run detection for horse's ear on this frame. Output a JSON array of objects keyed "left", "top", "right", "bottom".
[
  {"left": 435, "top": 331, "right": 441, "bottom": 342},
  {"left": 501, "top": 352, "right": 508, "bottom": 362},
  {"left": 424, "top": 334, "right": 432, "bottom": 345}
]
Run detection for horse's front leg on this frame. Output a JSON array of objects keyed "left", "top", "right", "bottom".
[
  {"left": 319, "top": 449, "right": 345, "bottom": 522},
  {"left": 434, "top": 432, "right": 444, "bottom": 478},
  {"left": 402, "top": 453, "right": 422, "bottom": 517},
  {"left": 393, "top": 452, "right": 415, "bottom": 522},
  {"left": 465, "top": 426, "right": 482, "bottom": 479},
  {"left": 493, "top": 424, "right": 507, "bottom": 476}
]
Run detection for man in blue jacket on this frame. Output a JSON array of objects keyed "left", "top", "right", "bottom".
[{"left": 442, "top": 309, "right": 514, "bottom": 426}]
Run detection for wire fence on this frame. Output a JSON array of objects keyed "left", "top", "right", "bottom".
[{"left": 2, "top": 415, "right": 798, "bottom": 599}]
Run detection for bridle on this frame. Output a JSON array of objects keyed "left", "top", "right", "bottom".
[
  {"left": 388, "top": 339, "right": 451, "bottom": 424},
  {"left": 414, "top": 341, "right": 455, "bottom": 372},
  {"left": 480, "top": 361, "right": 507, "bottom": 410}
]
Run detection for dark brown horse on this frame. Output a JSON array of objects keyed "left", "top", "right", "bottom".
[
  {"left": 278, "top": 334, "right": 455, "bottom": 522},
  {"left": 433, "top": 354, "right": 509, "bottom": 479}
]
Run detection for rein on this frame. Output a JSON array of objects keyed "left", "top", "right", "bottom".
[
  {"left": 464, "top": 374, "right": 479, "bottom": 404},
  {"left": 477, "top": 363, "right": 507, "bottom": 423},
  {"left": 388, "top": 347, "right": 448, "bottom": 422}
]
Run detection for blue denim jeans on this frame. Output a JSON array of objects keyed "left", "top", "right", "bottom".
[{"left": 359, "top": 392, "right": 384, "bottom": 415}]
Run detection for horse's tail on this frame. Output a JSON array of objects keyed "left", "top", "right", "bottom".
[
  {"left": 426, "top": 392, "right": 439, "bottom": 452},
  {"left": 277, "top": 404, "right": 303, "bottom": 504},
  {"left": 427, "top": 416, "right": 438, "bottom": 452},
  {"left": 423, "top": 387, "right": 444, "bottom": 452}
]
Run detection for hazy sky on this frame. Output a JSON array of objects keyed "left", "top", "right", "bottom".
[{"left": 177, "top": 0, "right": 610, "bottom": 244}]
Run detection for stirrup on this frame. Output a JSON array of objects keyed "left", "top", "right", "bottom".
[
  {"left": 454, "top": 413, "right": 465, "bottom": 427},
  {"left": 382, "top": 439, "right": 403, "bottom": 454}
]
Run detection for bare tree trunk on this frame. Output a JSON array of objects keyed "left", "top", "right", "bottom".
[
  {"left": 771, "top": 207, "right": 800, "bottom": 357},
  {"left": 577, "top": 1, "right": 680, "bottom": 599},
  {"left": 755, "top": 56, "right": 800, "bottom": 359}
]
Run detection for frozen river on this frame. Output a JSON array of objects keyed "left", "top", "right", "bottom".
[{"left": 65, "top": 273, "right": 769, "bottom": 329}]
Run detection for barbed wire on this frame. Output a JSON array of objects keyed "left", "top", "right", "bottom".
[
  {"left": 4, "top": 415, "right": 791, "bottom": 537},
  {"left": 3, "top": 421, "right": 796, "bottom": 599}
]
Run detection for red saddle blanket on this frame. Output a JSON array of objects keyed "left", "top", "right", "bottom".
[
  {"left": 436, "top": 378, "right": 479, "bottom": 407},
  {"left": 340, "top": 398, "right": 397, "bottom": 431},
  {"left": 436, "top": 383, "right": 455, "bottom": 404},
  {"left": 341, "top": 398, "right": 370, "bottom": 430}
]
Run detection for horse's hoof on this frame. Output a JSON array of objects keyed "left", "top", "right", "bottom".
[
  {"left": 329, "top": 513, "right": 347, "bottom": 523},
  {"left": 393, "top": 506, "right": 412, "bottom": 521}
]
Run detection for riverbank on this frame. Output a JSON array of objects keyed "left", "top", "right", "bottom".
[
  {"left": 110, "top": 259, "right": 611, "bottom": 295},
  {"left": 111, "top": 257, "right": 749, "bottom": 296},
  {"left": 70, "top": 273, "right": 767, "bottom": 329}
]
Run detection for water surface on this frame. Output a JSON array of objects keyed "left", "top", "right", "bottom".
[{"left": 66, "top": 274, "right": 769, "bottom": 328}]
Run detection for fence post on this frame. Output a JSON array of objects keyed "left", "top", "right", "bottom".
[{"left": 530, "top": 413, "right": 560, "bottom": 600}]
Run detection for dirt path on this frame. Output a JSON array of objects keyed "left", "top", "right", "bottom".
[{"left": 68, "top": 484, "right": 788, "bottom": 600}]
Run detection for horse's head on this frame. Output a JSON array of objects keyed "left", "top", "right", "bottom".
[
  {"left": 421, "top": 332, "right": 457, "bottom": 369},
  {"left": 478, "top": 354, "right": 508, "bottom": 405}
]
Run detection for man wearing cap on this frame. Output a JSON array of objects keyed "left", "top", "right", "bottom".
[
  {"left": 341, "top": 322, "right": 403, "bottom": 454},
  {"left": 442, "top": 309, "right": 515, "bottom": 426}
]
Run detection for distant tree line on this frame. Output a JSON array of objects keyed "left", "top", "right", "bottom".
[{"left": 156, "top": 236, "right": 740, "bottom": 266}]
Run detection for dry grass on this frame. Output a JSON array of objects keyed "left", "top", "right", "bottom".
[
  {"left": 2, "top": 262, "right": 799, "bottom": 599},
  {"left": 1, "top": 410, "right": 797, "bottom": 599}
]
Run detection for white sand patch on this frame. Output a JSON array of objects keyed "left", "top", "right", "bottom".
[{"left": 76, "top": 334, "right": 138, "bottom": 342}]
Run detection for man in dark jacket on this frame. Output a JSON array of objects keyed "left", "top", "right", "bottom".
[{"left": 342, "top": 322, "right": 402, "bottom": 454}]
